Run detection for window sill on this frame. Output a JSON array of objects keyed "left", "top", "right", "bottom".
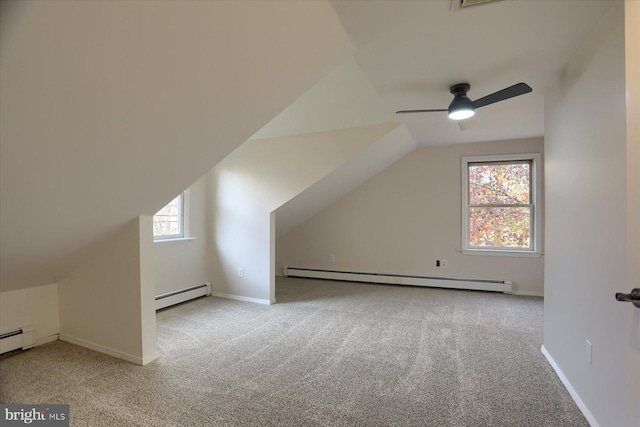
[
  {"left": 154, "top": 237, "right": 196, "bottom": 244},
  {"left": 458, "top": 249, "right": 543, "bottom": 258}
]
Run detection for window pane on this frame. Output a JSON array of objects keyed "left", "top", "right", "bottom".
[
  {"left": 469, "top": 206, "right": 531, "bottom": 248},
  {"left": 469, "top": 162, "right": 530, "bottom": 205},
  {"left": 153, "top": 195, "right": 182, "bottom": 238}
]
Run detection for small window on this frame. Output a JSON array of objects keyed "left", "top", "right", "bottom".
[
  {"left": 153, "top": 191, "right": 189, "bottom": 241},
  {"left": 462, "top": 154, "right": 541, "bottom": 255}
]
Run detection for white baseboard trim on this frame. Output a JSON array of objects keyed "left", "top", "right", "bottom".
[
  {"left": 512, "top": 290, "right": 544, "bottom": 297},
  {"left": 36, "top": 334, "right": 59, "bottom": 346},
  {"left": 59, "top": 334, "right": 152, "bottom": 366},
  {"left": 141, "top": 352, "right": 160, "bottom": 365},
  {"left": 541, "top": 345, "right": 599, "bottom": 427},
  {"left": 210, "top": 291, "right": 271, "bottom": 305}
]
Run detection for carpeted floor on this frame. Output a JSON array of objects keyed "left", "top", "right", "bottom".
[{"left": 0, "top": 277, "right": 587, "bottom": 426}]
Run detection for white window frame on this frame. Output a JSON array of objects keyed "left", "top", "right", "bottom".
[
  {"left": 461, "top": 153, "right": 542, "bottom": 257},
  {"left": 153, "top": 190, "right": 194, "bottom": 243}
]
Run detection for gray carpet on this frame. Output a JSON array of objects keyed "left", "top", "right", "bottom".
[{"left": 0, "top": 277, "right": 587, "bottom": 426}]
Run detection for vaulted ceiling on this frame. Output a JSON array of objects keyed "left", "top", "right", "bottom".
[
  {"left": 0, "top": 1, "right": 353, "bottom": 291},
  {"left": 0, "top": 0, "right": 614, "bottom": 292},
  {"left": 267, "top": 0, "right": 612, "bottom": 237}
]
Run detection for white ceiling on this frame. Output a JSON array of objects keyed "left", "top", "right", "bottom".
[
  {"left": 0, "top": 0, "right": 614, "bottom": 292},
  {"left": 0, "top": 1, "right": 354, "bottom": 291},
  {"left": 330, "top": 0, "right": 613, "bottom": 146},
  {"left": 276, "top": 124, "right": 415, "bottom": 236},
  {"left": 250, "top": 58, "right": 394, "bottom": 140}
]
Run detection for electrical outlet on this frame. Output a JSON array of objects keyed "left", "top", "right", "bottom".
[
  {"left": 238, "top": 267, "right": 244, "bottom": 278},
  {"left": 441, "top": 260, "right": 447, "bottom": 268},
  {"left": 436, "top": 260, "right": 441, "bottom": 267},
  {"left": 331, "top": 254, "right": 335, "bottom": 263},
  {"left": 585, "top": 340, "right": 592, "bottom": 364}
]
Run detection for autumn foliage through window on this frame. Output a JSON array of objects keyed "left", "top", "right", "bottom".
[{"left": 468, "top": 161, "right": 532, "bottom": 249}]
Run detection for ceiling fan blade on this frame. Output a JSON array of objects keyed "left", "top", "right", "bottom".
[
  {"left": 472, "top": 83, "right": 532, "bottom": 109},
  {"left": 395, "top": 108, "right": 447, "bottom": 114}
]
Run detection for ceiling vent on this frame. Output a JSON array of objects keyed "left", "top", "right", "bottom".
[{"left": 451, "top": 0, "right": 504, "bottom": 11}]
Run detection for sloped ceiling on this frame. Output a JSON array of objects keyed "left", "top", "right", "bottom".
[
  {"left": 272, "top": 0, "right": 612, "bottom": 237},
  {"left": 246, "top": 57, "right": 417, "bottom": 234},
  {"left": 0, "top": 0, "right": 615, "bottom": 292},
  {"left": 0, "top": 0, "right": 353, "bottom": 292},
  {"left": 217, "top": 122, "right": 402, "bottom": 214},
  {"left": 250, "top": 58, "right": 395, "bottom": 140},
  {"left": 276, "top": 125, "right": 415, "bottom": 236}
]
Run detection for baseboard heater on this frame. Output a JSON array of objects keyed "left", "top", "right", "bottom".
[
  {"left": 155, "top": 282, "right": 212, "bottom": 310},
  {"left": 0, "top": 325, "right": 36, "bottom": 355},
  {"left": 283, "top": 267, "right": 512, "bottom": 294}
]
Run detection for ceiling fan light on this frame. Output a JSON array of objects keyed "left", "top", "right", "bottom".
[
  {"left": 448, "top": 108, "right": 475, "bottom": 120},
  {"left": 448, "top": 91, "right": 475, "bottom": 120}
]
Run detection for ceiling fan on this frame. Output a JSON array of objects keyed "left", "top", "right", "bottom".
[{"left": 396, "top": 82, "right": 532, "bottom": 121}]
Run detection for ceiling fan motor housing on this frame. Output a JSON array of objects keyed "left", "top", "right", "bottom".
[
  {"left": 450, "top": 83, "right": 471, "bottom": 96},
  {"left": 448, "top": 83, "right": 474, "bottom": 117}
]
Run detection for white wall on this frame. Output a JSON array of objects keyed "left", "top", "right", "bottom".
[
  {"left": 0, "top": 0, "right": 353, "bottom": 293},
  {"left": 0, "top": 284, "right": 59, "bottom": 344},
  {"left": 276, "top": 125, "right": 416, "bottom": 236},
  {"left": 151, "top": 55, "right": 417, "bottom": 300},
  {"left": 1, "top": 0, "right": 353, "bottom": 367},
  {"left": 543, "top": 2, "right": 639, "bottom": 426},
  {"left": 624, "top": 3, "right": 640, "bottom": 299},
  {"left": 209, "top": 123, "right": 399, "bottom": 303},
  {"left": 624, "top": 0, "right": 640, "bottom": 415},
  {"left": 277, "top": 137, "right": 544, "bottom": 295},
  {"left": 58, "top": 217, "right": 157, "bottom": 365},
  {"left": 154, "top": 176, "right": 211, "bottom": 296},
  {"left": 138, "top": 216, "right": 157, "bottom": 363}
]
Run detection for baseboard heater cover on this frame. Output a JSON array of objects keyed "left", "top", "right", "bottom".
[
  {"left": 283, "top": 267, "right": 512, "bottom": 294},
  {"left": 0, "top": 324, "right": 36, "bottom": 355},
  {"left": 155, "top": 282, "right": 212, "bottom": 310}
]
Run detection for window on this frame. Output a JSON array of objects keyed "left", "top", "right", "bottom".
[
  {"left": 461, "top": 153, "right": 541, "bottom": 256},
  {"left": 153, "top": 191, "right": 190, "bottom": 241}
]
